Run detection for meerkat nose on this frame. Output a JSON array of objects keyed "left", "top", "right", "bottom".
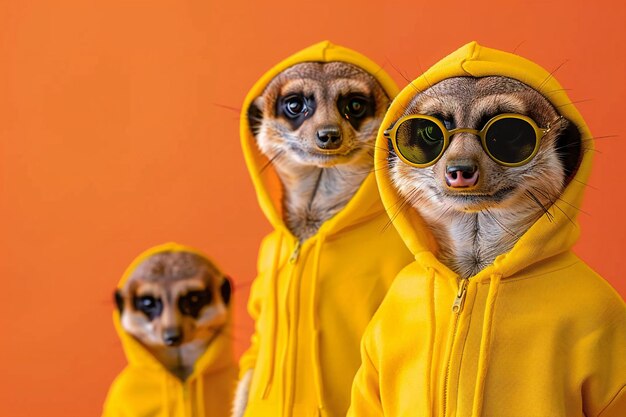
[
  {"left": 162, "top": 328, "right": 183, "bottom": 346},
  {"left": 445, "top": 164, "right": 479, "bottom": 188},
  {"left": 316, "top": 125, "right": 342, "bottom": 150}
]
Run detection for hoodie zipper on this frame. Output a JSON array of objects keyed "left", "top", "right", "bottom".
[
  {"left": 289, "top": 239, "right": 301, "bottom": 263},
  {"left": 452, "top": 278, "right": 468, "bottom": 314},
  {"left": 443, "top": 278, "right": 469, "bottom": 417},
  {"left": 284, "top": 238, "right": 303, "bottom": 414}
]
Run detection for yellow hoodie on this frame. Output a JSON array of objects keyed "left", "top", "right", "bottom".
[
  {"left": 102, "top": 243, "right": 237, "bottom": 417},
  {"left": 348, "top": 42, "right": 626, "bottom": 417},
  {"left": 238, "top": 41, "right": 414, "bottom": 417}
]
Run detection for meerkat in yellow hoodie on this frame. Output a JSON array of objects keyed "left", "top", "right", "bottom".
[
  {"left": 235, "top": 41, "right": 414, "bottom": 417},
  {"left": 103, "top": 243, "right": 237, "bottom": 417},
  {"left": 347, "top": 42, "right": 626, "bottom": 417}
]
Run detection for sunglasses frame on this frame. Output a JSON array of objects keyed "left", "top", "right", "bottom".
[{"left": 384, "top": 113, "right": 563, "bottom": 168}]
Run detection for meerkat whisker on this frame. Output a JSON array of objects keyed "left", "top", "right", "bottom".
[
  {"left": 530, "top": 186, "right": 590, "bottom": 215},
  {"left": 484, "top": 209, "right": 520, "bottom": 238},
  {"left": 213, "top": 102, "right": 242, "bottom": 113},
  {"left": 529, "top": 186, "right": 580, "bottom": 225},
  {"left": 524, "top": 190, "right": 554, "bottom": 222},
  {"left": 544, "top": 87, "right": 573, "bottom": 95},
  {"left": 570, "top": 177, "right": 599, "bottom": 190},
  {"left": 537, "top": 60, "right": 569, "bottom": 93},
  {"left": 381, "top": 188, "right": 423, "bottom": 233},
  {"left": 512, "top": 40, "right": 526, "bottom": 55},
  {"left": 259, "top": 150, "right": 285, "bottom": 174},
  {"left": 556, "top": 98, "right": 593, "bottom": 109}
]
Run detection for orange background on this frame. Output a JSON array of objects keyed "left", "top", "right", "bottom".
[{"left": 1, "top": 0, "right": 625, "bottom": 415}]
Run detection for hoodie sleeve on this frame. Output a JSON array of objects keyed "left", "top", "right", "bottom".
[
  {"left": 238, "top": 278, "right": 263, "bottom": 377},
  {"left": 101, "top": 368, "right": 139, "bottom": 417},
  {"left": 347, "top": 324, "right": 384, "bottom": 417},
  {"left": 238, "top": 232, "right": 277, "bottom": 377}
]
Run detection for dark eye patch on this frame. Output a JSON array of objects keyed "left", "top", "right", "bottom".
[
  {"left": 178, "top": 289, "right": 213, "bottom": 319},
  {"left": 114, "top": 290, "right": 124, "bottom": 313},
  {"left": 277, "top": 94, "right": 316, "bottom": 130},
  {"left": 337, "top": 94, "right": 375, "bottom": 130},
  {"left": 133, "top": 295, "right": 163, "bottom": 321},
  {"left": 430, "top": 113, "right": 455, "bottom": 130}
]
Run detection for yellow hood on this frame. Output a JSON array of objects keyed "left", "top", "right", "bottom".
[
  {"left": 376, "top": 41, "right": 592, "bottom": 278},
  {"left": 241, "top": 40, "right": 400, "bottom": 235},
  {"left": 103, "top": 242, "right": 236, "bottom": 417}
]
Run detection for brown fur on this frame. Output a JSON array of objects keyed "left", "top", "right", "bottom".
[
  {"left": 389, "top": 76, "right": 581, "bottom": 278},
  {"left": 249, "top": 62, "right": 390, "bottom": 240},
  {"left": 118, "top": 251, "right": 228, "bottom": 380}
]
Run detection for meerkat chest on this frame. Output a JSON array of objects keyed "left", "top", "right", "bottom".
[
  {"left": 430, "top": 213, "right": 518, "bottom": 278},
  {"left": 283, "top": 187, "right": 346, "bottom": 241},
  {"left": 281, "top": 168, "right": 363, "bottom": 241},
  {"left": 150, "top": 340, "right": 210, "bottom": 381}
]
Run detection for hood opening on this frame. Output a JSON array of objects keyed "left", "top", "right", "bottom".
[
  {"left": 240, "top": 41, "right": 399, "bottom": 235},
  {"left": 555, "top": 118, "right": 583, "bottom": 185}
]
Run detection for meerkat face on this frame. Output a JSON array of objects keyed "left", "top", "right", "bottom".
[
  {"left": 115, "top": 252, "right": 231, "bottom": 348},
  {"left": 389, "top": 76, "right": 581, "bottom": 216},
  {"left": 249, "top": 62, "right": 390, "bottom": 168}
]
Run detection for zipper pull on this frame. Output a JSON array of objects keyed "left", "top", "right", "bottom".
[
  {"left": 452, "top": 278, "right": 468, "bottom": 314},
  {"left": 289, "top": 240, "right": 301, "bottom": 264}
]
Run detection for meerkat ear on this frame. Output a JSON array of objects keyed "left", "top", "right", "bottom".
[
  {"left": 555, "top": 118, "right": 582, "bottom": 183},
  {"left": 247, "top": 97, "right": 264, "bottom": 137},
  {"left": 114, "top": 290, "right": 124, "bottom": 313},
  {"left": 220, "top": 276, "right": 232, "bottom": 306}
]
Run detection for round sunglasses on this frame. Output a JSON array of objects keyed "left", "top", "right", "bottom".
[{"left": 384, "top": 113, "right": 563, "bottom": 168}]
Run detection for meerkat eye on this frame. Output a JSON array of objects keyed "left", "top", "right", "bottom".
[
  {"left": 338, "top": 94, "right": 373, "bottom": 130},
  {"left": 431, "top": 113, "right": 454, "bottom": 130},
  {"left": 134, "top": 295, "right": 163, "bottom": 320},
  {"left": 344, "top": 96, "right": 368, "bottom": 119},
  {"left": 339, "top": 95, "right": 370, "bottom": 120},
  {"left": 283, "top": 95, "right": 308, "bottom": 117},
  {"left": 420, "top": 124, "right": 444, "bottom": 144},
  {"left": 178, "top": 290, "right": 212, "bottom": 318}
]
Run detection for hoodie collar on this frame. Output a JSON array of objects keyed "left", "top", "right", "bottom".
[
  {"left": 240, "top": 41, "right": 400, "bottom": 238},
  {"left": 376, "top": 41, "right": 593, "bottom": 280}
]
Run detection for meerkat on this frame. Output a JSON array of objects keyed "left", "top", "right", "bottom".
[
  {"left": 248, "top": 61, "right": 391, "bottom": 240},
  {"left": 234, "top": 59, "right": 397, "bottom": 417},
  {"left": 388, "top": 76, "right": 581, "bottom": 278},
  {"left": 348, "top": 42, "right": 626, "bottom": 417},
  {"left": 115, "top": 250, "right": 232, "bottom": 380}
]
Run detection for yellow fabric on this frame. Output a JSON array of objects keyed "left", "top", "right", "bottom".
[
  {"left": 348, "top": 41, "right": 626, "bottom": 417},
  {"left": 102, "top": 242, "right": 237, "bottom": 417},
  {"left": 239, "top": 41, "right": 414, "bottom": 417}
]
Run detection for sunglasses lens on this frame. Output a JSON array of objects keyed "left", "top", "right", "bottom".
[
  {"left": 485, "top": 118, "right": 537, "bottom": 164},
  {"left": 395, "top": 118, "right": 445, "bottom": 166}
]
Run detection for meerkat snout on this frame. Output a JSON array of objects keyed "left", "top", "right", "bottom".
[
  {"left": 445, "top": 162, "right": 479, "bottom": 188},
  {"left": 163, "top": 327, "right": 183, "bottom": 346},
  {"left": 316, "top": 125, "right": 342, "bottom": 150}
]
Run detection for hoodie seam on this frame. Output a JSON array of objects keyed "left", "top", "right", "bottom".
[
  {"left": 318, "top": 208, "right": 389, "bottom": 242},
  {"left": 597, "top": 384, "right": 626, "bottom": 417},
  {"left": 488, "top": 259, "right": 580, "bottom": 284}
]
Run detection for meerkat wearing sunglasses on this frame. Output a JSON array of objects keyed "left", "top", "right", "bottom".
[
  {"left": 248, "top": 62, "right": 390, "bottom": 240},
  {"left": 389, "top": 76, "right": 581, "bottom": 278},
  {"left": 115, "top": 251, "right": 232, "bottom": 380}
]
